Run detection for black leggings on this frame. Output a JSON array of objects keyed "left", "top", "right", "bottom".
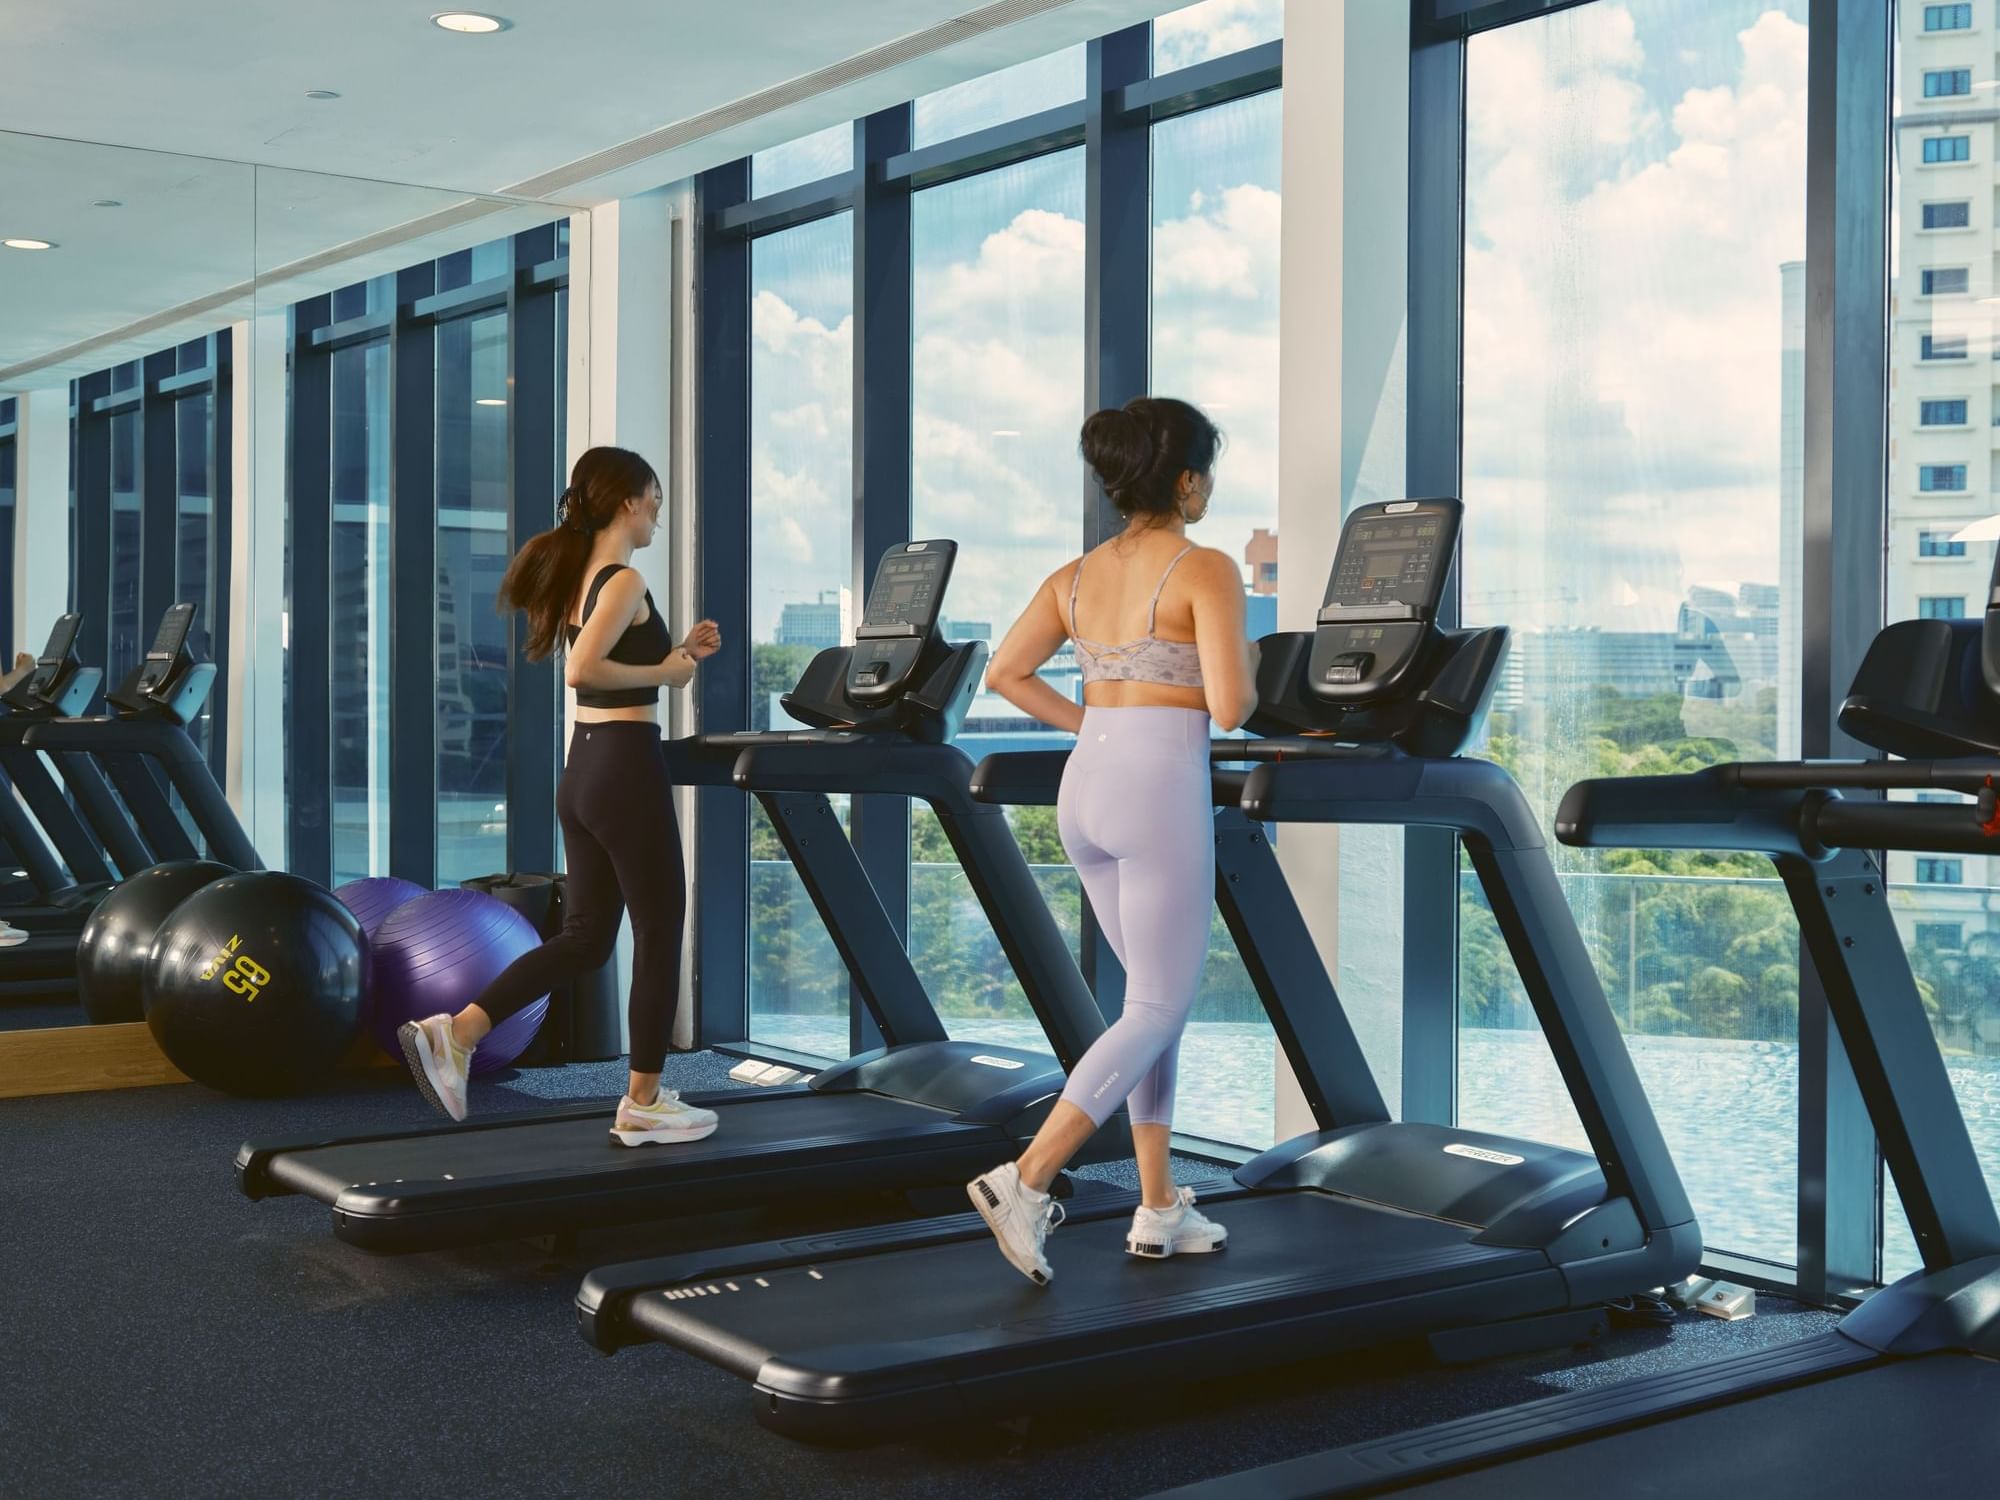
[{"left": 472, "top": 720, "right": 686, "bottom": 1073}]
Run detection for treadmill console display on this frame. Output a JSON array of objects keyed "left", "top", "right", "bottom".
[
  {"left": 135, "top": 603, "right": 196, "bottom": 696},
  {"left": 860, "top": 546, "right": 949, "bottom": 633},
  {"left": 1310, "top": 499, "right": 1463, "bottom": 704},
  {"left": 847, "top": 542, "right": 958, "bottom": 708},
  {"left": 1322, "top": 502, "right": 1457, "bottom": 615},
  {"left": 148, "top": 603, "right": 196, "bottom": 662},
  {"left": 24, "top": 613, "right": 81, "bottom": 697}
]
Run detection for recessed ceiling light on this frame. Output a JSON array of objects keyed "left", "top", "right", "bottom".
[
  {"left": 2, "top": 238, "right": 55, "bottom": 251},
  {"left": 92, "top": 200, "right": 122, "bottom": 209},
  {"left": 305, "top": 89, "right": 341, "bottom": 100},
  {"left": 432, "top": 12, "right": 510, "bottom": 33},
  {"left": 991, "top": 429, "right": 1021, "bottom": 438},
  {"left": 475, "top": 398, "right": 507, "bottom": 407}
]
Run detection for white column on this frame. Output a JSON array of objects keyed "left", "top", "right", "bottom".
[
  {"left": 1274, "top": 0, "right": 1411, "bottom": 1136},
  {"left": 225, "top": 312, "right": 290, "bottom": 865},
  {"left": 12, "top": 386, "right": 71, "bottom": 653}
]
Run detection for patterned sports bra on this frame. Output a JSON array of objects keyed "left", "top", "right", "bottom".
[{"left": 1068, "top": 545, "right": 1205, "bottom": 689}]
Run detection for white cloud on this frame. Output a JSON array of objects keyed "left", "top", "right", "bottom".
[
  {"left": 1463, "top": 4, "right": 1809, "bottom": 634},
  {"left": 1153, "top": 0, "right": 1283, "bottom": 74}
]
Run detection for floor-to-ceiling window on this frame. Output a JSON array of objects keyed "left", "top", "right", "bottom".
[
  {"left": 434, "top": 299, "right": 512, "bottom": 884},
  {"left": 909, "top": 147, "right": 1089, "bottom": 1054},
  {"left": 746, "top": 208, "right": 855, "bottom": 1056},
  {"left": 1458, "top": 0, "right": 1810, "bottom": 1265},
  {"left": 107, "top": 363, "right": 142, "bottom": 680},
  {"left": 68, "top": 334, "right": 233, "bottom": 796},
  {"left": 1149, "top": 79, "right": 1283, "bottom": 1148},
  {"left": 329, "top": 289, "right": 393, "bottom": 885},
  {"left": 287, "top": 225, "right": 570, "bottom": 891}
]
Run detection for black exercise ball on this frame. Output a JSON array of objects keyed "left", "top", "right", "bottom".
[
  {"left": 144, "top": 871, "right": 368, "bottom": 1097},
  {"left": 77, "top": 860, "right": 235, "bottom": 1024}
]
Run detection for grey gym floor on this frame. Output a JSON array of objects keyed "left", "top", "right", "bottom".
[{"left": 0, "top": 1052, "right": 1837, "bottom": 1499}]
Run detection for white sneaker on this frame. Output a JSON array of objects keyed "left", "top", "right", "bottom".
[
  {"left": 967, "top": 1162, "right": 1065, "bottom": 1286},
  {"left": 0, "top": 921, "right": 26, "bottom": 948},
  {"left": 1127, "top": 1186, "right": 1228, "bottom": 1259},
  {"left": 610, "top": 1089, "right": 720, "bottom": 1147},
  {"left": 398, "top": 1014, "right": 472, "bottom": 1122}
]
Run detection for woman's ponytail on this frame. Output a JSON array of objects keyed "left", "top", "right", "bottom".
[{"left": 498, "top": 447, "right": 660, "bottom": 660}]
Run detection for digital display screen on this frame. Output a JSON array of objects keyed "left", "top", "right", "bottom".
[
  {"left": 1329, "top": 509, "right": 1451, "bottom": 608},
  {"left": 148, "top": 605, "right": 193, "bottom": 660},
  {"left": 1363, "top": 550, "right": 1406, "bottom": 582},
  {"left": 866, "top": 554, "right": 942, "bottom": 623},
  {"left": 40, "top": 614, "right": 79, "bottom": 666}
]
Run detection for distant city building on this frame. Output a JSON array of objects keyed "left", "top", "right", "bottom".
[
  {"left": 1491, "top": 582, "right": 1780, "bottom": 714},
  {"left": 943, "top": 618, "right": 992, "bottom": 642},
  {"left": 1245, "top": 528, "right": 1278, "bottom": 594},
  {"left": 775, "top": 588, "right": 852, "bottom": 650}
]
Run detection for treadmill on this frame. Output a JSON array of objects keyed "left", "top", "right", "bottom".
[
  {"left": 1140, "top": 589, "right": 2000, "bottom": 1500},
  {"left": 0, "top": 610, "right": 231, "bottom": 996},
  {"left": 236, "top": 539, "right": 1120, "bottom": 1252},
  {"left": 24, "top": 602, "right": 258, "bottom": 873},
  {"left": 574, "top": 498, "right": 1701, "bottom": 1443}
]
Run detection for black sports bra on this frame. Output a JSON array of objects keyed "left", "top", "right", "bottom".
[{"left": 565, "top": 564, "right": 673, "bottom": 709}]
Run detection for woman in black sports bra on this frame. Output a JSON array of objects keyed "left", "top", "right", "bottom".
[{"left": 398, "top": 446, "right": 725, "bottom": 1147}]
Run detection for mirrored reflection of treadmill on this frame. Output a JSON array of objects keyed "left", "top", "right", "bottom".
[
  {"left": 0, "top": 614, "right": 166, "bottom": 890},
  {"left": 0, "top": 611, "right": 234, "bottom": 995},
  {"left": 1142, "top": 579, "right": 2000, "bottom": 1500},
  {"left": 23, "top": 603, "right": 258, "bottom": 873},
  {"left": 575, "top": 499, "right": 1701, "bottom": 1443},
  {"left": 236, "top": 540, "right": 1120, "bottom": 1253}
]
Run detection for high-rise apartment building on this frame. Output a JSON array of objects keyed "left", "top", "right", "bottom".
[{"left": 1892, "top": 0, "right": 2000, "bottom": 946}]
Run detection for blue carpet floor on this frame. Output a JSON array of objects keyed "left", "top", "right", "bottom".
[{"left": 0, "top": 1055, "right": 1838, "bottom": 1499}]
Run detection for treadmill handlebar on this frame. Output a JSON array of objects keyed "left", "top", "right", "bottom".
[
  {"left": 731, "top": 738, "right": 980, "bottom": 806},
  {"left": 1241, "top": 753, "right": 1548, "bottom": 851},
  {"left": 967, "top": 737, "right": 1386, "bottom": 808},
  {"left": 1559, "top": 763, "right": 2000, "bottom": 861},
  {"left": 23, "top": 717, "right": 209, "bottom": 762},
  {"left": 968, "top": 748, "right": 1251, "bottom": 809}
]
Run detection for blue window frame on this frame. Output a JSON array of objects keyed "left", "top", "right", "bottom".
[
  {"left": 1925, "top": 4, "right": 1973, "bottom": 30},
  {"left": 1920, "top": 399, "right": 1968, "bottom": 425},
  {"left": 1921, "top": 267, "right": 1970, "bottom": 295},
  {"left": 1919, "top": 596, "right": 1967, "bottom": 618},
  {"left": 1916, "top": 858, "right": 1965, "bottom": 884},
  {"left": 1924, "top": 69, "right": 1973, "bottom": 98},
  {"left": 1924, "top": 135, "right": 1972, "bottom": 163},
  {"left": 1919, "top": 530, "right": 1969, "bottom": 556},
  {"left": 1921, "top": 333, "right": 1968, "bottom": 358},
  {"left": 1923, "top": 201, "right": 1971, "bottom": 228},
  {"left": 1919, "top": 464, "right": 1968, "bottom": 490}
]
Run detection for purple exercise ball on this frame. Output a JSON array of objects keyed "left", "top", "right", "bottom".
[
  {"left": 333, "top": 876, "right": 428, "bottom": 937},
  {"left": 366, "top": 888, "right": 548, "bottom": 1075}
]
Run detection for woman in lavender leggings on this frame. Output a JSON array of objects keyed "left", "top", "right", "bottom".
[{"left": 970, "top": 396, "right": 1260, "bottom": 1285}]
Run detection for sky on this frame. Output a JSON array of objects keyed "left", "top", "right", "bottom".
[
  {"left": 747, "top": 0, "right": 1284, "bottom": 641},
  {"left": 1461, "top": 0, "right": 1811, "bottom": 635},
  {"left": 744, "top": 0, "right": 1812, "bottom": 646}
]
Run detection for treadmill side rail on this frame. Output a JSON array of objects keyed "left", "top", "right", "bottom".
[
  {"left": 233, "top": 1089, "right": 788, "bottom": 1199},
  {"left": 1137, "top": 1330, "right": 1882, "bottom": 1500}
]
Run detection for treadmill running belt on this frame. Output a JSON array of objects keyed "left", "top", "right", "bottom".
[
  {"left": 632, "top": 1195, "right": 1558, "bottom": 1397},
  {"left": 1388, "top": 1355, "right": 2000, "bottom": 1497},
  {"left": 264, "top": 1090, "right": 964, "bottom": 1201}
]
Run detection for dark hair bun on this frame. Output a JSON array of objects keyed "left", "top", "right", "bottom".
[
  {"left": 1081, "top": 408, "right": 1155, "bottom": 493},
  {"left": 1078, "top": 397, "right": 1222, "bottom": 520}
]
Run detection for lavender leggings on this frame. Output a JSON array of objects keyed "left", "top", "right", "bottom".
[{"left": 1056, "top": 707, "right": 1215, "bottom": 1128}]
